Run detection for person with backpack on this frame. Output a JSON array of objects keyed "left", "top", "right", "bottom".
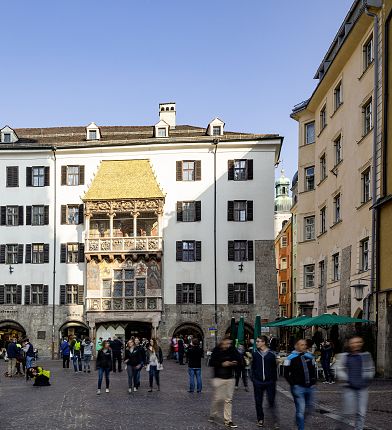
[
  {"left": 71, "top": 337, "right": 82, "bottom": 372},
  {"left": 23, "top": 339, "right": 35, "bottom": 372},
  {"left": 60, "top": 337, "right": 70, "bottom": 369},
  {"left": 82, "top": 337, "right": 93, "bottom": 373}
]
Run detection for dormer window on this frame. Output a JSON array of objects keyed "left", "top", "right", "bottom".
[
  {"left": 157, "top": 128, "right": 167, "bottom": 137},
  {"left": 213, "top": 126, "right": 222, "bottom": 136},
  {"left": 86, "top": 122, "right": 101, "bottom": 141},
  {"left": 154, "top": 119, "right": 169, "bottom": 138},
  {"left": 1, "top": 126, "right": 18, "bottom": 144},
  {"left": 3, "top": 133, "right": 11, "bottom": 143},
  {"left": 207, "top": 118, "right": 225, "bottom": 136},
  {"left": 89, "top": 130, "right": 97, "bottom": 140}
]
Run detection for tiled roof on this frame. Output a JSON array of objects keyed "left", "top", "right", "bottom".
[{"left": 84, "top": 160, "right": 164, "bottom": 201}]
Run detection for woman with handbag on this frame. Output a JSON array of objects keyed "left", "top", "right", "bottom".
[
  {"left": 96, "top": 340, "right": 112, "bottom": 395},
  {"left": 146, "top": 339, "right": 163, "bottom": 392}
]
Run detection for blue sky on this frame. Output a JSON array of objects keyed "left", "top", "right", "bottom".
[{"left": 0, "top": 0, "right": 353, "bottom": 183}]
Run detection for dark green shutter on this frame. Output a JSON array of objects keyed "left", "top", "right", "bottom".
[
  {"left": 0, "top": 207, "right": 6, "bottom": 225},
  {"left": 247, "top": 159, "right": 253, "bottom": 180},
  {"left": 24, "top": 285, "right": 31, "bottom": 305},
  {"left": 16, "top": 285, "right": 22, "bottom": 304},
  {"left": 61, "top": 205, "right": 67, "bottom": 225},
  {"left": 176, "top": 161, "right": 183, "bottom": 181},
  {"left": 195, "top": 201, "right": 201, "bottom": 221},
  {"left": 0, "top": 245, "right": 5, "bottom": 264},
  {"left": 26, "top": 206, "right": 32, "bottom": 225},
  {"left": 44, "top": 166, "right": 50, "bottom": 186},
  {"left": 227, "top": 201, "right": 234, "bottom": 221},
  {"left": 78, "top": 204, "right": 84, "bottom": 224},
  {"left": 195, "top": 160, "right": 201, "bottom": 181},
  {"left": 44, "top": 244, "right": 50, "bottom": 263},
  {"left": 78, "top": 243, "right": 85, "bottom": 263},
  {"left": 18, "top": 206, "right": 24, "bottom": 225},
  {"left": 60, "top": 285, "right": 66, "bottom": 305},
  {"left": 228, "top": 284, "right": 234, "bottom": 304},
  {"left": 247, "top": 201, "right": 253, "bottom": 221},
  {"left": 247, "top": 241, "right": 254, "bottom": 261},
  {"left": 44, "top": 206, "right": 49, "bottom": 225},
  {"left": 228, "top": 241, "right": 235, "bottom": 261},
  {"left": 195, "top": 284, "right": 202, "bottom": 304},
  {"left": 176, "top": 284, "right": 182, "bottom": 304},
  {"left": 0, "top": 285, "right": 5, "bottom": 304},
  {"left": 17, "top": 245, "right": 23, "bottom": 264},
  {"left": 247, "top": 284, "right": 254, "bottom": 304},
  {"left": 176, "top": 201, "right": 183, "bottom": 222},
  {"left": 43, "top": 285, "right": 49, "bottom": 305},
  {"left": 176, "top": 241, "right": 183, "bottom": 261},
  {"left": 61, "top": 166, "right": 67, "bottom": 185},
  {"left": 26, "top": 167, "right": 32, "bottom": 186},
  {"left": 60, "top": 244, "right": 67, "bottom": 263},
  {"left": 25, "top": 244, "right": 32, "bottom": 264},
  {"left": 79, "top": 165, "right": 85, "bottom": 185},
  {"left": 228, "top": 160, "right": 235, "bottom": 180},
  {"left": 78, "top": 285, "right": 84, "bottom": 305},
  {"left": 195, "top": 241, "right": 202, "bottom": 261}
]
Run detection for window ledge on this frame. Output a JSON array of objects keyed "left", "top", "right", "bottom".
[
  {"left": 356, "top": 199, "right": 372, "bottom": 211},
  {"left": 317, "top": 177, "right": 328, "bottom": 186},
  {"left": 330, "top": 102, "right": 343, "bottom": 119},
  {"left": 317, "top": 231, "right": 327, "bottom": 239},
  {"left": 298, "top": 239, "right": 316, "bottom": 244},
  {"left": 330, "top": 219, "right": 342, "bottom": 229},
  {"left": 300, "top": 141, "right": 315, "bottom": 148},
  {"left": 358, "top": 61, "right": 374, "bottom": 81},
  {"left": 299, "top": 189, "right": 315, "bottom": 195},
  {"left": 357, "top": 129, "right": 373, "bottom": 145},
  {"left": 317, "top": 126, "right": 327, "bottom": 138},
  {"left": 328, "top": 280, "right": 340, "bottom": 287}
]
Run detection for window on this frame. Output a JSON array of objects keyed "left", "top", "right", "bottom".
[
  {"left": 182, "top": 161, "right": 195, "bottom": 181},
  {"left": 234, "top": 201, "right": 247, "bottom": 222},
  {"left": 360, "top": 238, "right": 369, "bottom": 272},
  {"left": 334, "top": 194, "right": 341, "bottom": 223},
  {"left": 176, "top": 283, "right": 201, "bottom": 304},
  {"left": 176, "top": 241, "right": 201, "bottom": 262},
  {"left": 66, "top": 284, "right": 79, "bottom": 305},
  {"left": 279, "top": 306, "right": 288, "bottom": 317},
  {"left": 280, "top": 236, "right": 288, "bottom": 247},
  {"left": 112, "top": 269, "right": 136, "bottom": 298},
  {"left": 304, "top": 216, "right": 315, "bottom": 240},
  {"left": 234, "top": 160, "right": 247, "bottom": 180},
  {"left": 228, "top": 240, "right": 253, "bottom": 262},
  {"left": 319, "top": 261, "right": 325, "bottom": 287},
  {"left": 320, "top": 154, "right": 327, "bottom": 181},
  {"left": 61, "top": 204, "right": 83, "bottom": 225},
  {"left": 334, "top": 135, "right": 342, "bottom": 165},
  {"left": 31, "top": 244, "right": 44, "bottom": 264},
  {"left": 234, "top": 241, "right": 247, "bottom": 262},
  {"left": 280, "top": 257, "right": 287, "bottom": 270},
  {"left": 320, "top": 207, "right": 326, "bottom": 234},
  {"left": 320, "top": 105, "right": 327, "bottom": 130},
  {"left": 363, "top": 36, "right": 373, "bottom": 70},
  {"left": 6, "top": 245, "right": 18, "bottom": 264},
  {"left": 67, "top": 205, "right": 79, "bottom": 224},
  {"left": 6, "top": 206, "right": 18, "bottom": 226},
  {"left": 32, "top": 167, "right": 45, "bottom": 187},
  {"left": 280, "top": 282, "right": 287, "bottom": 295},
  {"left": 363, "top": 99, "right": 373, "bottom": 135},
  {"left": 60, "top": 284, "right": 83, "bottom": 305},
  {"left": 5, "top": 285, "right": 18, "bottom": 304},
  {"left": 228, "top": 159, "right": 253, "bottom": 181},
  {"left": 61, "top": 165, "right": 84, "bottom": 186},
  {"left": 362, "top": 168, "right": 371, "bottom": 203},
  {"left": 332, "top": 253, "right": 340, "bottom": 281},
  {"left": 228, "top": 283, "right": 254, "bottom": 305},
  {"left": 305, "top": 166, "right": 315, "bottom": 191},
  {"left": 6, "top": 166, "right": 18, "bottom": 187},
  {"left": 212, "top": 126, "right": 221, "bottom": 136},
  {"left": 228, "top": 200, "right": 253, "bottom": 221},
  {"left": 3, "top": 133, "right": 11, "bottom": 143},
  {"left": 182, "top": 202, "right": 196, "bottom": 222},
  {"left": 67, "top": 243, "right": 79, "bottom": 263},
  {"left": 305, "top": 122, "right": 315, "bottom": 145},
  {"left": 176, "top": 160, "right": 201, "bottom": 181},
  {"left": 89, "top": 130, "right": 97, "bottom": 140},
  {"left": 157, "top": 127, "right": 167, "bottom": 137},
  {"left": 304, "top": 264, "right": 315, "bottom": 288},
  {"left": 334, "top": 81, "right": 343, "bottom": 110},
  {"left": 32, "top": 206, "right": 45, "bottom": 226},
  {"left": 31, "top": 284, "right": 44, "bottom": 305}
]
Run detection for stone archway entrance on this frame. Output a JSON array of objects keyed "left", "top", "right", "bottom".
[
  {"left": 0, "top": 320, "right": 26, "bottom": 343},
  {"left": 172, "top": 322, "right": 204, "bottom": 343},
  {"left": 59, "top": 321, "right": 89, "bottom": 340}
]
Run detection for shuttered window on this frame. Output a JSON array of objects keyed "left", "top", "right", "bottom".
[
  {"left": 2, "top": 284, "right": 22, "bottom": 305},
  {"left": 227, "top": 200, "right": 253, "bottom": 221},
  {"left": 61, "top": 204, "right": 84, "bottom": 225},
  {"left": 228, "top": 240, "right": 254, "bottom": 261},
  {"left": 227, "top": 159, "right": 253, "bottom": 181},
  {"left": 25, "top": 205, "right": 48, "bottom": 226},
  {"left": 61, "top": 165, "right": 85, "bottom": 186},
  {"left": 176, "top": 241, "right": 202, "bottom": 262},
  {"left": 6, "top": 166, "right": 19, "bottom": 187},
  {"left": 228, "top": 283, "right": 254, "bottom": 305},
  {"left": 61, "top": 284, "right": 83, "bottom": 305},
  {"left": 176, "top": 160, "right": 201, "bottom": 181},
  {"left": 176, "top": 283, "right": 202, "bottom": 304},
  {"left": 60, "top": 243, "right": 84, "bottom": 263},
  {"left": 176, "top": 201, "right": 201, "bottom": 222},
  {"left": 3, "top": 244, "right": 23, "bottom": 264}
]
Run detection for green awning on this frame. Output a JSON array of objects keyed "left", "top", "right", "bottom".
[{"left": 284, "top": 313, "right": 373, "bottom": 327}]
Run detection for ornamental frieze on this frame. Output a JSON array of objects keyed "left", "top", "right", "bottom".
[{"left": 85, "top": 199, "right": 164, "bottom": 215}]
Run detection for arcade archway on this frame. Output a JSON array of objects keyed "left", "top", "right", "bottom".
[
  {"left": 172, "top": 322, "right": 204, "bottom": 342},
  {"left": 59, "top": 321, "right": 89, "bottom": 340}
]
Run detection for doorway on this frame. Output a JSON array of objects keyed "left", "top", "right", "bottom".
[{"left": 125, "top": 321, "right": 152, "bottom": 341}]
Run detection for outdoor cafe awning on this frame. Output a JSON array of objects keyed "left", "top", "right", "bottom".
[{"left": 267, "top": 313, "right": 373, "bottom": 328}]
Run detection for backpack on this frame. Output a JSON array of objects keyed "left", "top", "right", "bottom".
[{"left": 74, "top": 341, "right": 81, "bottom": 351}]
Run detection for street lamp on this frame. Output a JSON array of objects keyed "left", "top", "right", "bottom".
[{"left": 350, "top": 283, "right": 367, "bottom": 301}]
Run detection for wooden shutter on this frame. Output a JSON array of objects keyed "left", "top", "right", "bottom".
[
  {"left": 228, "top": 284, "right": 234, "bottom": 304},
  {"left": 17, "top": 245, "right": 24, "bottom": 264},
  {"left": 61, "top": 205, "right": 67, "bottom": 225},
  {"left": 24, "top": 285, "right": 31, "bottom": 305},
  {"left": 44, "top": 206, "right": 49, "bottom": 225},
  {"left": 176, "top": 284, "right": 182, "bottom": 304},
  {"left": 26, "top": 206, "right": 32, "bottom": 225},
  {"left": 16, "top": 285, "right": 22, "bottom": 304},
  {"left": 247, "top": 241, "right": 254, "bottom": 261},
  {"left": 43, "top": 285, "right": 49, "bottom": 305},
  {"left": 60, "top": 244, "right": 67, "bottom": 263},
  {"left": 25, "top": 244, "right": 32, "bottom": 264},
  {"left": 176, "top": 161, "right": 183, "bottom": 181},
  {"left": 78, "top": 243, "right": 85, "bottom": 263},
  {"left": 26, "top": 167, "right": 32, "bottom": 186},
  {"left": 195, "top": 160, "right": 201, "bottom": 181},
  {"left": 0, "top": 206, "right": 6, "bottom": 225},
  {"left": 247, "top": 159, "right": 253, "bottom": 180},
  {"left": 0, "top": 285, "right": 4, "bottom": 304},
  {"left": 79, "top": 165, "right": 85, "bottom": 185},
  {"left": 78, "top": 204, "right": 84, "bottom": 224},
  {"left": 176, "top": 241, "right": 183, "bottom": 261},
  {"left": 44, "top": 166, "right": 50, "bottom": 186},
  {"left": 247, "top": 284, "right": 254, "bottom": 304},
  {"left": 228, "top": 241, "right": 235, "bottom": 261},
  {"left": 18, "top": 206, "right": 24, "bottom": 225},
  {"left": 0, "top": 245, "right": 5, "bottom": 264},
  {"left": 195, "top": 284, "right": 202, "bottom": 304},
  {"left": 195, "top": 241, "right": 202, "bottom": 261},
  {"left": 228, "top": 160, "right": 235, "bottom": 180},
  {"left": 227, "top": 201, "right": 234, "bottom": 221},
  {"left": 78, "top": 285, "right": 84, "bottom": 305},
  {"left": 195, "top": 201, "right": 201, "bottom": 221},
  {"left": 6, "top": 166, "right": 19, "bottom": 187},
  {"left": 176, "top": 202, "right": 183, "bottom": 222},
  {"left": 247, "top": 201, "right": 254, "bottom": 221},
  {"left": 61, "top": 166, "right": 67, "bottom": 185},
  {"left": 43, "top": 244, "right": 50, "bottom": 263},
  {"left": 60, "top": 285, "right": 66, "bottom": 305}
]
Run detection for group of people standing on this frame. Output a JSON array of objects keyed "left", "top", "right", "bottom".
[
  {"left": 60, "top": 336, "right": 94, "bottom": 372},
  {"left": 4, "top": 337, "right": 35, "bottom": 379}
]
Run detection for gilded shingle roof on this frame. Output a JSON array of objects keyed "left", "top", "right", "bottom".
[{"left": 84, "top": 160, "right": 164, "bottom": 200}]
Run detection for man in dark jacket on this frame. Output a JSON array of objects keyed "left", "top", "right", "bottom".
[
  {"left": 187, "top": 338, "right": 203, "bottom": 393},
  {"left": 178, "top": 335, "right": 185, "bottom": 365},
  {"left": 284, "top": 339, "right": 316, "bottom": 430},
  {"left": 6, "top": 338, "right": 18, "bottom": 377},
  {"left": 251, "top": 336, "right": 279, "bottom": 428},
  {"left": 60, "top": 337, "right": 70, "bottom": 369},
  {"left": 110, "top": 336, "right": 123, "bottom": 372},
  {"left": 209, "top": 337, "right": 240, "bottom": 428}
]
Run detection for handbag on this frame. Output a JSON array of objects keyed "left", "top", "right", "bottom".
[
  {"left": 157, "top": 363, "right": 164, "bottom": 371},
  {"left": 145, "top": 364, "right": 150, "bottom": 372}
]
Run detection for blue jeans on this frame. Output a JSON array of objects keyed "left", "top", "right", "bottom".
[
  {"left": 188, "top": 368, "right": 202, "bottom": 392},
  {"left": 26, "top": 355, "right": 34, "bottom": 369},
  {"left": 83, "top": 354, "right": 92, "bottom": 371},
  {"left": 135, "top": 367, "right": 141, "bottom": 388},
  {"left": 291, "top": 385, "right": 315, "bottom": 430},
  {"left": 73, "top": 354, "right": 82, "bottom": 372},
  {"left": 342, "top": 387, "right": 369, "bottom": 430},
  {"left": 97, "top": 367, "right": 110, "bottom": 389},
  {"left": 149, "top": 365, "right": 160, "bottom": 388}
]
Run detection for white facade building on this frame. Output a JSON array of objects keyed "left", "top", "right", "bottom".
[{"left": 0, "top": 103, "right": 282, "bottom": 356}]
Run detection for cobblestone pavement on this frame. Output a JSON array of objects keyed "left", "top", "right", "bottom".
[{"left": 0, "top": 359, "right": 390, "bottom": 429}]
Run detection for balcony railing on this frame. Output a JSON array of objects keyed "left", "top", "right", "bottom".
[
  {"left": 86, "top": 297, "right": 162, "bottom": 312},
  {"left": 85, "top": 236, "right": 163, "bottom": 253}
]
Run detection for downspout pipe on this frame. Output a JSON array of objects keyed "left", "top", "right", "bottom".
[
  {"left": 213, "top": 139, "right": 219, "bottom": 345},
  {"left": 51, "top": 147, "right": 57, "bottom": 359}
]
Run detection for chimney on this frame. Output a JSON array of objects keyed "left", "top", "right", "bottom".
[{"left": 159, "top": 102, "right": 176, "bottom": 129}]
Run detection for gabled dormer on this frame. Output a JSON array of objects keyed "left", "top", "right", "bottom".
[
  {"left": 86, "top": 122, "right": 101, "bottom": 141},
  {"left": 154, "top": 119, "right": 170, "bottom": 138},
  {"left": 1, "top": 126, "right": 18, "bottom": 143},
  {"left": 207, "top": 118, "right": 225, "bottom": 136}
]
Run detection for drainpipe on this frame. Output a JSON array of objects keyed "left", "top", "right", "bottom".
[
  {"left": 51, "top": 147, "right": 57, "bottom": 359},
  {"left": 213, "top": 139, "right": 219, "bottom": 345}
]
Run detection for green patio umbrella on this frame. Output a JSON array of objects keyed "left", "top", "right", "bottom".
[
  {"left": 275, "top": 315, "right": 313, "bottom": 327},
  {"left": 236, "top": 316, "right": 245, "bottom": 346},
  {"left": 253, "top": 315, "right": 261, "bottom": 352},
  {"left": 230, "top": 317, "right": 237, "bottom": 341},
  {"left": 285, "top": 313, "right": 373, "bottom": 327}
]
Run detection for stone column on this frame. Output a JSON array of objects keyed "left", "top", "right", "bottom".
[
  {"left": 133, "top": 212, "right": 139, "bottom": 238},
  {"left": 109, "top": 212, "right": 114, "bottom": 238}
]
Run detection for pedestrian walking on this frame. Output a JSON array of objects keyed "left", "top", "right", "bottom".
[
  {"left": 335, "top": 336, "right": 375, "bottom": 430},
  {"left": 234, "top": 344, "right": 249, "bottom": 391},
  {"left": 96, "top": 340, "right": 112, "bottom": 395},
  {"left": 71, "top": 337, "right": 82, "bottom": 372},
  {"left": 110, "top": 336, "right": 123, "bottom": 372},
  {"left": 23, "top": 339, "right": 35, "bottom": 375},
  {"left": 283, "top": 339, "right": 316, "bottom": 430},
  {"left": 6, "top": 338, "right": 18, "bottom": 377},
  {"left": 251, "top": 336, "right": 279, "bottom": 428},
  {"left": 320, "top": 339, "right": 334, "bottom": 384},
  {"left": 186, "top": 338, "right": 203, "bottom": 393},
  {"left": 60, "top": 337, "right": 70, "bottom": 369},
  {"left": 208, "top": 337, "right": 240, "bottom": 429},
  {"left": 178, "top": 335, "right": 185, "bottom": 365},
  {"left": 134, "top": 337, "right": 145, "bottom": 389},
  {"left": 146, "top": 339, "right": 163, "bottom": 392},
  {"left": 82, "top": 337, "right": 93, "bottom": 373},
  {"left": 124, "top": 339, "right": 144, "bottom": 393}
]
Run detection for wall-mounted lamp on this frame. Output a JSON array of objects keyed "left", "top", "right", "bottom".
[
  {"left": 238, "top": 262, "right": 244, "bottom": 272},
  {"left": 9, "top": 265, "right": 14, "bottom": 274},
  {"left": 351, "top": 283, "right": 367, "bottom": 301}
]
